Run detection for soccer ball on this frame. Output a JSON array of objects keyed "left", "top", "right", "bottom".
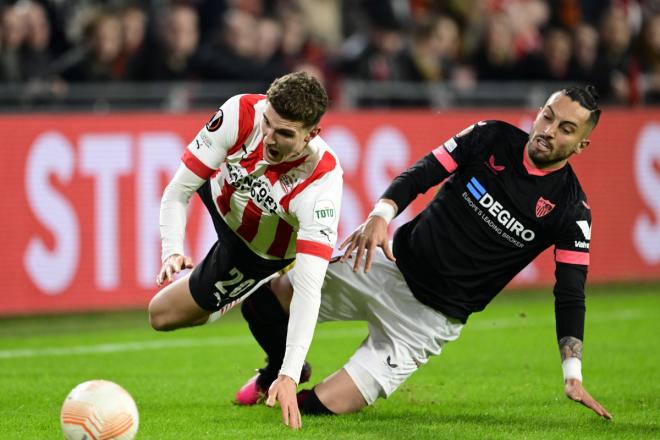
[{"left": 60, "top": 380, "right": 139, "bottom": 440}]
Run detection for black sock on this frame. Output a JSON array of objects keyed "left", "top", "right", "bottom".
[
  {"left": 298, "top": 388, "right": 334, "bottom": 415},
  {"left": 241, "top": 284, "right": 288, "bottom": 390}
]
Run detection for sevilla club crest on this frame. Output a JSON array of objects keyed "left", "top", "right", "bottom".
[{"left": 535, "top": 197, "right": 555, "bottom": 218}]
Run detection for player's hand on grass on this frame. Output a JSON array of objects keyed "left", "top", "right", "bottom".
[
  {"left": 339, "top": 216, "right": 394, "bottom": 272},
  {"left": 156, "top": 254, "right": 193, "bottom": 286},
  {"left": 266, "top": 374, "right": 302, "bottom": 430},
  {"left": 564, "top": 378, "right": 612, "bottom": 420}
]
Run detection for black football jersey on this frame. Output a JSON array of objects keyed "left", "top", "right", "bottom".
[{"left": 384, "top": 121, "right": 591, "bottom": 340}]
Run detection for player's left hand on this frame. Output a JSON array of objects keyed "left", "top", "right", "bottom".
[
  {"left": 266, "top": 374, "right": 302, "bottom": 429},
  {"left": 564, "top": 378, "right": 612, "bottom": 420}
]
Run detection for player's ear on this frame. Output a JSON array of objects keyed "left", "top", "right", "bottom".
[
  {"left": 575, "top": 139, "right": 590, "bottom": 155},
  {"left": 305, "top": 127, "right": 321, "bottom": 142}
]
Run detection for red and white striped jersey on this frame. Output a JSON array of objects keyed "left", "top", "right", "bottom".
[{"left": 182, "top": 94, "right": 343, "bottom": 261}]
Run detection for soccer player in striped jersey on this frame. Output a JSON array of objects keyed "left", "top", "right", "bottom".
[
  {"left": 240, "top": 85, "right": 611, "bottom": 422},
  {"left": 148, "top": 71, "right": 342, "bottom": 429}
]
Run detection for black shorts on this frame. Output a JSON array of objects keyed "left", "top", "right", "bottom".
[{"left": 189, "top": 182, "right": 294, "bottom": 311}]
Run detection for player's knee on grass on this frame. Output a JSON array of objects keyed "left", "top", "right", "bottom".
[
  {"left": 297, "top": 388, "right": 334, "bottom": 415},
  {"left": 311, "top": 369, "right": 370, "bottom": 414}
]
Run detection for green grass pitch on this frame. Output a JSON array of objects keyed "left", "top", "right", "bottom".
[{"left": 0, "top": 284, "right": 658, "bottom": 439}]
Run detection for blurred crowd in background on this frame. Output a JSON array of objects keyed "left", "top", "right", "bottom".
[{"left": 1, "top": 0, "right": 659, "bottom": 106}]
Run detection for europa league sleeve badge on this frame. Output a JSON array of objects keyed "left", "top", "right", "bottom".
[{"left": 206, "top": 109, "right": 224, "bottom": 132}]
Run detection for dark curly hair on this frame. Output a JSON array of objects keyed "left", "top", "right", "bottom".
[
  {"left": 266, "top": 71, "right": 329, "bottom": 128},
  {"left": 562, "top": 85, "right": 601, "bottom": 129}
]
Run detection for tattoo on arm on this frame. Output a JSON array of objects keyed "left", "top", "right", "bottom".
[{"left": 558, "top": 336, "right": 583, "bottom": 361}]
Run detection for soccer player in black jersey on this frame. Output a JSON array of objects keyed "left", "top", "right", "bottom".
[{"left": 237, "top": 85, "right": 611, "bottom": 423}]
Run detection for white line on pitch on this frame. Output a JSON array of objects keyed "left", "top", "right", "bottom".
[
  {"left": 0, "top": 328, "right": 365, "bottom": 360},
  {"left": 0, "top": 309, "right": 644, "bottom": 360}
]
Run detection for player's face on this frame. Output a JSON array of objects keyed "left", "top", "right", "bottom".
[
  {"left": 261, "top": 103, "right": 320, "bottom": 165},
  {"left": 527, "top": 93, "right": 592, "bottom": 169}
]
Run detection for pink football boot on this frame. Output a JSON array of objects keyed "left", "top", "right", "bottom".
[
  {"left": 235, "top": 374, "right": 266, "bottom": 405},
  {"left": 235, "top": 362, "right": 312, "bottom": 405}
]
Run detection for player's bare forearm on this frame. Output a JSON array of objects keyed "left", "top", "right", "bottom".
[{"left": 558, "top": 336, "right": 583, "bottom": 360}]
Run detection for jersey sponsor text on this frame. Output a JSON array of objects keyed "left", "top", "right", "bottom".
[{"left": 466, "top": 177, "right": 535, "bottom": 242}]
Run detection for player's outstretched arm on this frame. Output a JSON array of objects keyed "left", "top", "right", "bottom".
[
  {"left": 559, "top": 336, "right": 612, "bottom": 420},
  {"left": 339, "top": 199, "right": 397, "bottom": 272},
  {"left": 156, "top": 254, "right": 193, "bottom": 286},
  {"left": 266, "top": 374, "right": 302, "bottom": 429}
]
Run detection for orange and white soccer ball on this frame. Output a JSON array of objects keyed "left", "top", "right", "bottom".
[{"left": 60, "top": 380, "right": 139, "bottom": 440}]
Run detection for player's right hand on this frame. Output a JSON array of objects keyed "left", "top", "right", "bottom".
[
  {"left": 156, "top": 254, "right": 193, "bottom": 286},
  {"left": 266, "top": 374, "right": 302, "bottom": 430},
  {"left": 339, "top": 216, "right": 394, "bottom": 273}
]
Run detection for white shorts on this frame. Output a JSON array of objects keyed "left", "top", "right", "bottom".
[{"left": 290, "top": 247, "right": 463, "bottom": 405}]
